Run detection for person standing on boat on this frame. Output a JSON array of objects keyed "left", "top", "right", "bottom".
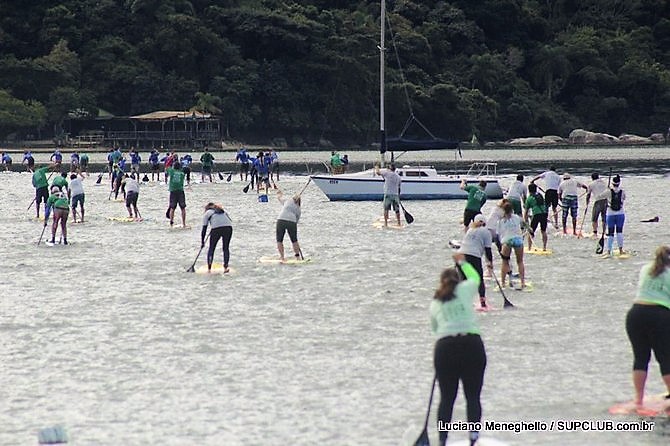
[
  {"left": 625, "top": 245, "right": 670, "bottom": 407},
  {"left": 531, "top": 166, "right": 561, "bottom": 228},
  {"left": 458, "top": 214, "right": 493, "bottom": 308},
  {"left": 558, "top": 173, "right": 587, "bottom": 236},
  {"left": 431, "top": 252, "right": 487, "bottom": 446},
  {"left": 505, "top": 174, "right": 527, "bottom": 216},
  {"left": 374, "top": 164, "right": 402, "bottom": 227},
  {"left": 330, "top": 151, "right": 343, "bottom": 174},
  {"left": 586, "top": 172, "right": 608, "bottom": 238},
  {"left": 460, "top": 180, "right": 487, "bottom": 231}
]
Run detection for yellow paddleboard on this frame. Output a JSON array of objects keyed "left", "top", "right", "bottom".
[
  {"left": 195, "top": 263, "right": 234, "bottom": 275},
  {"left": 371, "top": 221, "right": 404, "bottom": 230},
  {"left": 258, "top": 256, "right": 311, "bottom": 265},
  {"left": 527, "top": 247, "right": 552, "bottom": 255}
]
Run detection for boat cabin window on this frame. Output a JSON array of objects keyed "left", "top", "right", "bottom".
[{"left": 404, "top": 171, "right": 429, "bottom": 177}]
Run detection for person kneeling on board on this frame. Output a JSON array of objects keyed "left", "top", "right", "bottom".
[
  {"left": 45, "top": 186, "right": 70, "bottom": 245},
  {"left": 276, "top": 189, "right": 302, "bottom": 261},
  {"left": 431, "top": 252, "right": 487, "bottom": 446},
  {"left": 201, "top": 203, "right": 233, "bottom": 273},
  {"left": 523, "top": 183, "right": 548, "bottom": 251},
  {"left": 374, "top": 163, "right": 402, "bottom": 227},
  {"left": 625, "top": 246, "right": 670, "bottom": 406},
  {"left": 458, "top": 214, "right": 493, "bottom": 308}
]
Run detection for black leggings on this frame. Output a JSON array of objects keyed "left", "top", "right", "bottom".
[
  {"left": 208, "top": 226, "right": 233, "bottom": 267},
  {"left": 626, "top": 303, "right": 670, "bottom": 375},
  {"left": 434, "top": 334, "right": 486, "bottom": 443},
  {"left": 464, "top": 254, "right": 486, "bottom": 298}
]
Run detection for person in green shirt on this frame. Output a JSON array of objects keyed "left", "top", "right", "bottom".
[
  {"left": 52, "top": 172, "right": 68, "bottom": 195},
  {"left": 460, "top": 179, "right": 488, "bottom": 231},
  {"left": 166, "top": 162, "right": 187, "bottom": 227},
  {"left": 625, "top": 246, "right": 670, "bottom": 407},
  {"left": 430, "top": 252, "right": 486, "bottom": 446},
  {"left": 44, "top": 186, "right": 70, "bottom": 245},
  {"left": 523, "top": 183, "right": 548, "bottom": 251},
  {"left": 200, "top": 148, "right": 215, "bottom": 183},
  {"left": 330, "top": 151, "right": 343, "bottom": 174},
  {"left": 32, "top": 166, "right": 51, "bottom": 219}
]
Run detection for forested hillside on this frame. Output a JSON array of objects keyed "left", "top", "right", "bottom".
[{"left": 1, "top": 0, "right": 669, "bottom": 144}]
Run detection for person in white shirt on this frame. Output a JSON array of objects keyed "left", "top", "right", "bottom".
[
  {"left": 496, "top": 201, "right": 526, "bottom": 290},
  {"left": 375, "top": 164, "right": 402, "bottom": 227},
  {"left": 586, "top": 172, "right": 608, "bottom": 237},
  {"left": 598, "top": 174, "right": 627, "bottom": 256},
  {"left": 125, "top": 174, "right": 141, "bottom": 219},
  {"left": 68, "top": 173, "right": 85, "bottom": 223},
  {"left": 558, "top": 173, "right": 587, "bottom": 235},
  {"left": 532, "top": 166, "right": 561, "bottom": 227},
  {"left": 505, "top": 174, "right": 527, "bottom": 216}
]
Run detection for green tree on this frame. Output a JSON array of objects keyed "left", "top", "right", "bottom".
[{"left": 0, "top": 89, "right": 47, "bottom": 139}]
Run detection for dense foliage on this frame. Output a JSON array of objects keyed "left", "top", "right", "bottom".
[{"left": 1, "top": 0, "right": 669, "bottom": 143}]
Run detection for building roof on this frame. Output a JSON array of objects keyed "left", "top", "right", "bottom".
[{"left": 130, "top": 110, "right": 212, "bottom": 121}]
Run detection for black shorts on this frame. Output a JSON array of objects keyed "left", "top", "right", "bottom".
[
  {"left": 626, "top": 304, "right": 670, "bottom": 375},
  {"left": 271, "top": 162, "right": 279, "bottom": 173},
  {"left": 36, "top": 186, "right": 49, "bottom": 204},
  {"left": 545, "top": 189, "right": 559, "bottom": 209},
  {"left": 126, "top": 191, "right": 138, "bottom": 207},
  {"left": 80, "top": 160, "right": 88, "bottom": 168},
  {"left": 183, "top": 166, "right": 191, "bottom": 175},
  {"left": 27, "top": 158, "right": 35, "bottom": 168},
  {"left": 592, "top": 199, "right": 607, "bottom": 223},
  {"left": 530, "top": 213, "right": 548, "bottom": 233},
  {"left": 463, "top": 209, "right": 481, "bottom": 227},
  {"left": 151, "top": 163, "right": 160, "bottom": 171},
  {"left": 276, "top": 219, "right": 298, "bottom": 243},
  {"left": 240, "top": 162, "right": 249, "bottom": 173},
  {"left": 169, "top": 190, "right": 186, "bottom": 209},
  {"left": 202, "top": 165, "right": 212, "bottom": 174}
]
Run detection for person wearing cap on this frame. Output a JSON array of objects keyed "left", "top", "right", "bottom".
[
  {"left": 586, "top": 172, "right": 608, "bottom": 238},
  {"left": 45, "top": 185, "right": 70, "bottom": 244},
  {"left": 458, "top": 214, "right": 493, "bottom": 308},
  {"left": 557, "top": 173, "right": 587, "bottom": 236},
  {"left": 201, "top": 202, "right": 234, "bottom": 273},
  {"left": 598, "top": 174, "right": 626, "bottom": 257},
  {"left": 505, "top": 174, "right": 527, "bottom": 216},
  {"left": 460, "top": 179, "right": 488, "bottom": 231},
  {"left": 524, "top": 183, "right": 548, "bottom": 251},
  {"left": 532, "top": 166, "right": 561, "bottom": 228},
  {"left": 276, "top": 189, "right": 303, "bottom": 261},
  {"left": 375, "top": 163, "right": 402, "bottom": 227}
]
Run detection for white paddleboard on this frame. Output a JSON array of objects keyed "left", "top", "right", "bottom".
[{"left": 258, "top": 256, "right": 311, "bottom": 265}]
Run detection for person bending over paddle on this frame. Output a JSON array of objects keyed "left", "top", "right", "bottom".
[
  {"left": 32, "top": 163, "right": 56, "bottom": 219},
  {"left": 374, "top": 164, "right": 402, "bottom": 227},
  {"left": 625, "top": 246, "right": 670, "bottom": 406},
  {"left": 460, "top": 179, "right": 487, "bottom": 231},
  {"left": 497, "top": 201, "right": 526, "bottom": 290},
  {"left": 557, "top": 173, "right": 586, "bottom": 236},
  {"left": 201, "top": 203, "right": 233, "bottom": 273},
  {"left": 458, "top": 214, "right": 493, "bottom": 308},
  {"left": 431, "top": 252, "right": 487, "bottom": 446},
  {"left": 125, "top": 174, "right": 141, "bottom": 219},
  {"left": 532, "top": 166, "right": 561, "bottom": 228},
  {"left": 486, "top": 198, "right": 509, "bottom": 254},
  {"left": 598, "top": 174, "right": 626, "bottom": 257},
  {"left": 524, "top": 183, "right": 548, "bottom": 252},
  {"left": 167, "top": 162, "right": 187, "bottom": 227},
  {"left": 586, "top": 172, "right": 608, "bottom": 238},
  {"left": 68, "top": 173, "right": 86, "bottom": 223},
  {"left": 276, "top": 190, "right": 302, "bottom": 261},
  {"left": 45, "top": 186, "right": 70, "bottom": 245}
]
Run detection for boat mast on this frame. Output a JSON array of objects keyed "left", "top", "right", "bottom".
[{"left": 379, "top": 0, "right": 387, "bottom": 167}]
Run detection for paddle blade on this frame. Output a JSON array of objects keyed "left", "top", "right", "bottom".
[
  {"left": 226, "top": 173, "right": 232, "bottom": 182},
  {"left": 186, "top": 266, "right": 195, "bottom": 273},
  {"left": 218, "top": 172, "right": 224, "bottom": 180},
  {"left": 413, "top": 428, "right": 430, "bottom": 446},
  {"left": 596, "top": 236, "right": 605, "bottom": 254},
  {"left": 403, "top": 206, "right": 415, "bottom": 224},
  {"left": 96, "top": 174, "right": 102, "bottom": 184},
  {"left": 165, "top": 208, "right": 171, "bottom": 219},
  {"left": 242, "top": 183, "right": 251, "bottom": 193},
  {"left": 142, "top": 174, "right": 149, "bottom": 182}
]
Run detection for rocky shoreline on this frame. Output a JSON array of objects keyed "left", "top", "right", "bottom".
[{"left": 500, "top": 128, "right": 667, "bottom": 147}]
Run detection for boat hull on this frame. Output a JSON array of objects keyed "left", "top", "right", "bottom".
[{"left": 310, "top": 175, "right": 504, "bottom": 201}]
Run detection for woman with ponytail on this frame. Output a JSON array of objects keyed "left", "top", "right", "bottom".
[
  {"left": 431, "top": 253, "right": 487, "bottom": 446},
  {"left": 626, "top": 246, "right": 670, "bottom": 405}
]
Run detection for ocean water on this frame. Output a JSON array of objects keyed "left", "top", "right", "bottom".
[{"left": 1, "top": 166, "right": 669, "bottom": 445}]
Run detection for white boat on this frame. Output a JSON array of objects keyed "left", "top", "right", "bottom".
[{"left": 311, "top": 162, "right": 504, "bottom": 201}]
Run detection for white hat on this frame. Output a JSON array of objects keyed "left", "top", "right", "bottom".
[{"left": 474, "top": 214, "right": 486, "bottom": 224}]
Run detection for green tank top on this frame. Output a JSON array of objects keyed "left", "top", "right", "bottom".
[
  {"left": 635, "top": 263, "right": 670, "bottom": 310},
  {"left": 430, "top": 262, "right": 481, "bottom": 337}
]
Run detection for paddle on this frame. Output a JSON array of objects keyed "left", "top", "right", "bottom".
[
  {"left": 491, "top": 269, "right": 514, "bottom": 308},
  {"left": 577, "top": 200, "right": 588, "bottom": 238},
  {"left": 187, "top": 232, "right": 210, "bottom": 272},
  {"left": 413, "top": 374, "right": 437, "bottom": 446},
  {"left": 96, "top": 171, "right": 104, "bottom": 184},
  {"left": 36, "top": 222, "right": 48, "bottom": 246},
  {"left": 641, "top": 216, "right": 659, "bottom": 223},
  {"left": 297, "top": 177, "right": 312, "bottom": 196},
  {"left": 242, "top": 181, "right": 251, "bottom": 193},
  {"left": 226, "top": 172, "right": 232, "bottom": 182},
  {"left": 400, "top": 202, "right": 414, "bottom": 224},
  {"left": 596, "top": 168, "right": 612, "bottom": 254}
]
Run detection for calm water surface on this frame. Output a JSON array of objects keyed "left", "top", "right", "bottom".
[{"left": 1, "top": 158, "right": 669, "bottom": 445}]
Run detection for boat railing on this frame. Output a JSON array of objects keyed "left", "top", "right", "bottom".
[{"left": 465, "top": 162, "right": 498, "bottom": 177}]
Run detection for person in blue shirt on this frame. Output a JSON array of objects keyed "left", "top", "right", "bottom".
[
  {"left": 270, "top": 149, "right": 280, "bottom": 183},
  {"left": 256, "top": 152, "right": 270, "bottom": 194},
  {"left": 149, "top": 149, "right": 160, "bottom": 181},
  {"left": 70, "top": 151, "right": 80, "bottom": 172},
  {"left": 50, "top": 150, "right": 63, "bottom": 166},
  {"left": 23, "top": 151, "right": 35, "bottom": 172},
  {"left": 1, "top": 152, "right": 12, "bottom": 171},
  {"left": 236, "top": 148, "right": 250, "bottom": 181},
  {"left": 130, "top": 149, "right": 142, "bottom": 177},
  {"left": 181, "top": 154, "right": 193, "bottom": 185}
]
